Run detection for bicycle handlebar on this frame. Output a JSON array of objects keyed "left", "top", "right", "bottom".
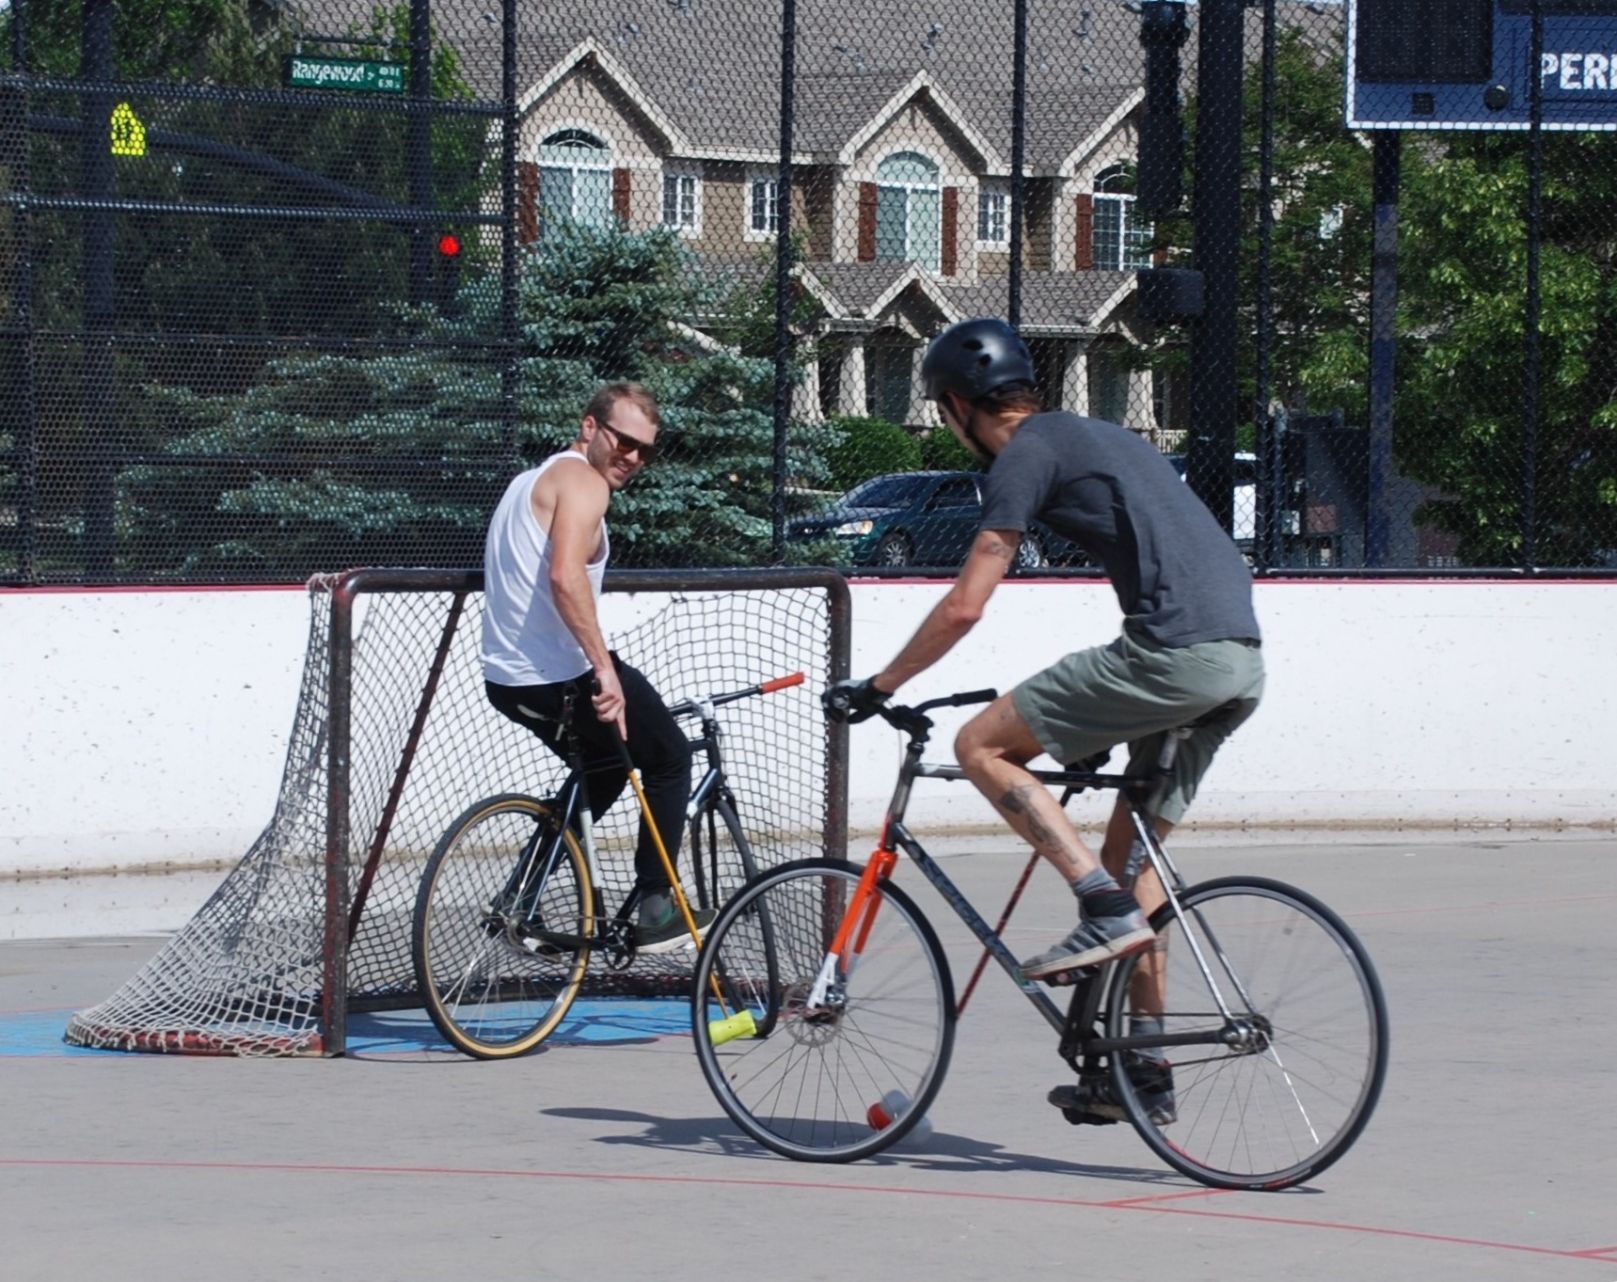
[{"left": 666, "top": 670, "right": 805, "bottom": 720}]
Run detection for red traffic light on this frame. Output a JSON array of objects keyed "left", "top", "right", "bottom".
[{"left": 436, "top": 233, "right": 461, "bottom": 257}]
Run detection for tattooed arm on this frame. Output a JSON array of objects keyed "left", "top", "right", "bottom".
[{"left": 873, "top": 528, "right": 1020, "bottom": 693}]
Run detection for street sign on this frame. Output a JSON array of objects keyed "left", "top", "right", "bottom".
[
  {"left": 283, "top": 56, "right": 406, "bottom": 94},
  {"left": 1347, "top": 0, "right": 1617, "bottom": 130}
]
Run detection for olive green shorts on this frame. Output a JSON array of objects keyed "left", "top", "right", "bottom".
[{"left": 1011, "top": 628, "right": 1265, "bottom": 824}]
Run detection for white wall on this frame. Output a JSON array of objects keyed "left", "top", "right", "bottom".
[{"left": 1, "top": 579, "right": 1611, "bottom": 889}]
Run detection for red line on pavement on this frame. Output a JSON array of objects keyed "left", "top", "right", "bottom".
[{"left": 0, "top": 1155, "right": 1605, "bottom": 1264}]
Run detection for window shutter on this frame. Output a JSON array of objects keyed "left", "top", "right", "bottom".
[
  {"left": 1074, "top": 193, "right": 1095, "bottom": 271},
  {"left": 941, "top": 186, "right": 959, "bottom": 276},
  {"left": 517, "top": 162, "right": 539, "bottom": 244},
  {"left": 613, "top": 167, "right": 632, "bottom": 225},
  {"left": 858, "top": 182, "right": 878, "bottom": 262}
]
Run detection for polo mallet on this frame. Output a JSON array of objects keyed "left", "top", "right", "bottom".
[{"left": 597, "top": 685, "right": 751, "bottom": 1042}]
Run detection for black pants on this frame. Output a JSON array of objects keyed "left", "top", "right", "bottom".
[{"left": 486, "top": 657, "right": 692, "bottom": 893}]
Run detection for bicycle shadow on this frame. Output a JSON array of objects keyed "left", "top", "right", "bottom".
[{"left": 541, "top": 1105, "right": 1282, "bottom": 1190}]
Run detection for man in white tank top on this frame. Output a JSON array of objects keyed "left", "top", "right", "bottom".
[{"left": 481, "top": 382, "right": 712, "bottom": 953}]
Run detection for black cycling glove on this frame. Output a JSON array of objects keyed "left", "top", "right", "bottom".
[{"left": 822, "top": 676, "right": 892, "bottom": 725}]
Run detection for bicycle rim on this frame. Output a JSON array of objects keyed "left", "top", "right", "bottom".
[
  {"left": 1105, "top": 876, "right": 1388, "bottom": 1189},
  {"left": 692, "top": 859, "right": 955, "bottom": 1163},
  {"left": 413, "top": 795, "right": 593, "bottom": 1059}
]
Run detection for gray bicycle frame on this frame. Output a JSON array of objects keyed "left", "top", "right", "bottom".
[{"left": 875, "top": 711, "right": 1248, "bottom": 1043}]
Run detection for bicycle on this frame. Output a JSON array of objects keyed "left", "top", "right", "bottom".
[
  {"left": 412, "top": 671, "right": 799, "bottom": 1059},
  {"left": 691, "top": 688, "right": 1389, "bottom": 1190}
]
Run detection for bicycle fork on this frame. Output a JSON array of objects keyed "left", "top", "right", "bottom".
[{"left": 804, "top": 846, "right": 898, "bottom": 1012}]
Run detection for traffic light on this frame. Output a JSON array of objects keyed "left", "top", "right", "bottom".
[{"left": 435, "top": 229, "right": 462, "bottom": 312}]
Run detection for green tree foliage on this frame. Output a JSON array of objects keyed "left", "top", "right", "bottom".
[
  {"left": 118, "top": 223, "right": 837, "bottom": 577},
  {"left": 1396, "top": 133, "right": 1617, "bottom": 566}
]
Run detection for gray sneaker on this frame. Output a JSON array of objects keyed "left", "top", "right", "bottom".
[
  {"left": 635, "top": 901, "right": 716, "bottom": 955},
  {"left": 1020, "top": 909, "right": 1153, "bottom": 980}
]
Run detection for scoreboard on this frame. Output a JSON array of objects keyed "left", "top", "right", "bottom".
[{"left": 1347, "top": 0, "right": 1617, "bottom": 129}]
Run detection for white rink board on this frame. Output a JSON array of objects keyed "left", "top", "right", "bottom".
[{"left": 1, "top": 578, "right": 1612, "bottom": 934}]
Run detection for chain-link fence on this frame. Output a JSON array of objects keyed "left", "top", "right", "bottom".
[{"left": 3, "top": 0, "right": 1614, "bottom": 582}]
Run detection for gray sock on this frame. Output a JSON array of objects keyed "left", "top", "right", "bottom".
[
  {"left": 1129, "top": 1015, "right": 1169, "bottom": 1065},
  {"left": 639, "top": 889, "right": 672, "bottom": 925},
  {"left": 1071, "top": 868, "right": 1120, "bottom": 898}
]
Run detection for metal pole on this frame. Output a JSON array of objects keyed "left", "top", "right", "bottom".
[
  {"left": 1187, "top": 0, "right": 1242, "bottom": 530},
  {"left": 81, "top": 0, "right": 116, "bottom": 580},
  {"left": 1523, "top": 0, "right": 1544, "bottom": 569},
  {"left": 1254, "top": 0, "right": 1278, "bottom": 570},
  {"left": 1366, "top": 132, "right": 1399, "bottom": 569},
  {"left": 407, "top": 0, "right": 433, "bottom": 308},
  {"left": 1007, "top": 0, "right": 1028, "bottom": 327},
  {"left": 771, "top": 0, "right": 797, "bottom": 563},
  {"left": 8, "top": 0, "right": 36, "bottom": 581},
  {"left": 500, "top": 0, "right": 518, "bottom": 459}
]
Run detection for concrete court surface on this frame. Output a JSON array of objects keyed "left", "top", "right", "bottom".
[{"left": 2, "top": 833, "right": 1614, "bottom": 1282}]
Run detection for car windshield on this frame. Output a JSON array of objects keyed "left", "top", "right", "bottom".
[{"left": 840, "top": 475, "right": 933, "bottom": 508}]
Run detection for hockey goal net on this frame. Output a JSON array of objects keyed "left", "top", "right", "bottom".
[{"left": 65, "top": 567, "right": 850, "bottom": 1056}]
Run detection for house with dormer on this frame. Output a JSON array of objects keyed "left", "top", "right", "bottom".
[{"left": 412, "top": 0, "right": 1176, "bottom": 440}]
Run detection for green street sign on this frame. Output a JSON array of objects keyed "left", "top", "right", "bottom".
[{"left": 283, "top": 56, "right": 406, "bottom": 94}]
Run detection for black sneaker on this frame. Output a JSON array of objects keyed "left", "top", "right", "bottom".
[{"left": 1049, "top": 1057, "right": 1176, "bottom": 1126}]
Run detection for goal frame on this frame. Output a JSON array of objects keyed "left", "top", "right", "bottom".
[{"left": 315, "top": 565, "right": 852, "bottom": 1055}]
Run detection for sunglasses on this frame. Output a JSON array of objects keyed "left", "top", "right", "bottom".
[{"left": 595, "top": 419, "right": 660, "bottom": 464}]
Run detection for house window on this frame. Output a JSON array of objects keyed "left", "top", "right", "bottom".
[
  {"left": 747, "top": 172, "right": 779, "bottom": 238},
  {"left": 977, "top": 185, "right": 1008, "bottom": 247},
  {"left": 1092, "top": 165, "right": 1152, "bottom": 271},
  {"left": 1088, "top": 344, "right": 1132, "bottom": 426},
  {"left": 662, "top": 170, "right": 700, "bottom": 234},
  {"left": 539, "top": 130, "right": 612, "bottom": 229},
  {"left": 875, "top": 152, "right": 941, "bottom": 271}
]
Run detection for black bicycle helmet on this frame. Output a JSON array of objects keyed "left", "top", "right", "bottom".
[{"left": 920, "top": 317, "right": 1036, "bottom": 403}]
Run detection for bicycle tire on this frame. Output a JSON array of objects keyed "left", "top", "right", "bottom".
[
  {"left": 689, "top": 796, "right": 760, "bottom": 912},
  {"left": 691, "top": 858, "right": 955, "bottom": 1163},
  {"left": 693, "top": 799, "right": 782, "bottom": 1036},
  {"left": 412, "top": 794, "right": 594, "bottom": 1059},
  {"left": 1104, "top": 875, "right": 1389, "bottom": 1190}
]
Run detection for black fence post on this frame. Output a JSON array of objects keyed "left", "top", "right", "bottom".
[
  {"left": 81, "top": 0, "right": 116, "bottom": 580},
  {"left": 1007, "top": 0, "right": 1028, "bottom": 328},
  {"left": 1187, "top": 0, "right": 1243, "bottom": 531},
  {"left": 500, "top": 0, "right": 518, "bottom": 460},
  {"left": 8, "top": 0, "right": 37, "bottom": 582},
  {"left": 1523, "top": 0, "right": 1544, "bottom": 570},
  {"left": 1367, "top": 132, "right": 1400, "bottom": 570},
  {"left": 771, "top": 0, "right": 798, "bottom": 564},
  {"left": 1253, "top": 0, "right": 1278, "bottom": 571},
  {"left": 407, "top": 0, "right": 433, "bottom": 308}
]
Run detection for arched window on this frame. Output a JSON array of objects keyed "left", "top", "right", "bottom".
[
  {"left": 539, "top": 130, "right": 612, "bottom": 229},
  {"left": 875, "top": 151, "right": 941, "bottom": 271},
  {"left": 1092, "top": 163, "right": 1152, "bottom": 270}
]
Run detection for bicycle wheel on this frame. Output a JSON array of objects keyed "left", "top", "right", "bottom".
[
  {"left": 692, "top": 859, "right": 955, "bottom": 1163},
  {"left": 412, "top": 794, "right": 593, "bottom": 1059},
  {"left": 688, "top": 797, "right": 760, "bottom": 912},
  {"left": 1104, "top": 875, "right": 1388, "bottom": 1189}
]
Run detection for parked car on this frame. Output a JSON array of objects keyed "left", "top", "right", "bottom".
[
  {"left": 1166, "top": 451, "right": 1259, "bottom": 551},
  {"left": 786, "top": 471, "right": 1084, "bottom": 570}
]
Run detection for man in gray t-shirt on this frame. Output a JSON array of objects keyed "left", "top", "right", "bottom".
[{"left": 825, "top": 319, "right": 1264, "bottom": 1109}]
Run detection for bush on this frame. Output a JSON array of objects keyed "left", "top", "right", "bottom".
[
  {"left": 825, "top": 415, "right": 922, "bottom": 491},
  {"left": 919, "top": 425, "right": 978, "bottom": 472}
]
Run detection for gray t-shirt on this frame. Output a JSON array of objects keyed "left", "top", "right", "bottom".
[{"left": 978, "top": 412, "right": 1260, "bottom": 647}]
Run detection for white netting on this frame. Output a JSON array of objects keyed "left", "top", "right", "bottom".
[{"left": 66, "top": 570, "right": 843, "bottom": 1055}]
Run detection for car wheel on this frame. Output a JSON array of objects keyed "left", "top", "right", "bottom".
[
  {"left": 874, "top": 533, "right": 913, "bottom": 566},
  {"left": 1015, "top": 533, "right": 1047, "bottom": 571}
]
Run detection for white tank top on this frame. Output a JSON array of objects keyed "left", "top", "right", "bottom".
[{"left": 481, "top": 452, "right": 609, "bottom": 686}]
